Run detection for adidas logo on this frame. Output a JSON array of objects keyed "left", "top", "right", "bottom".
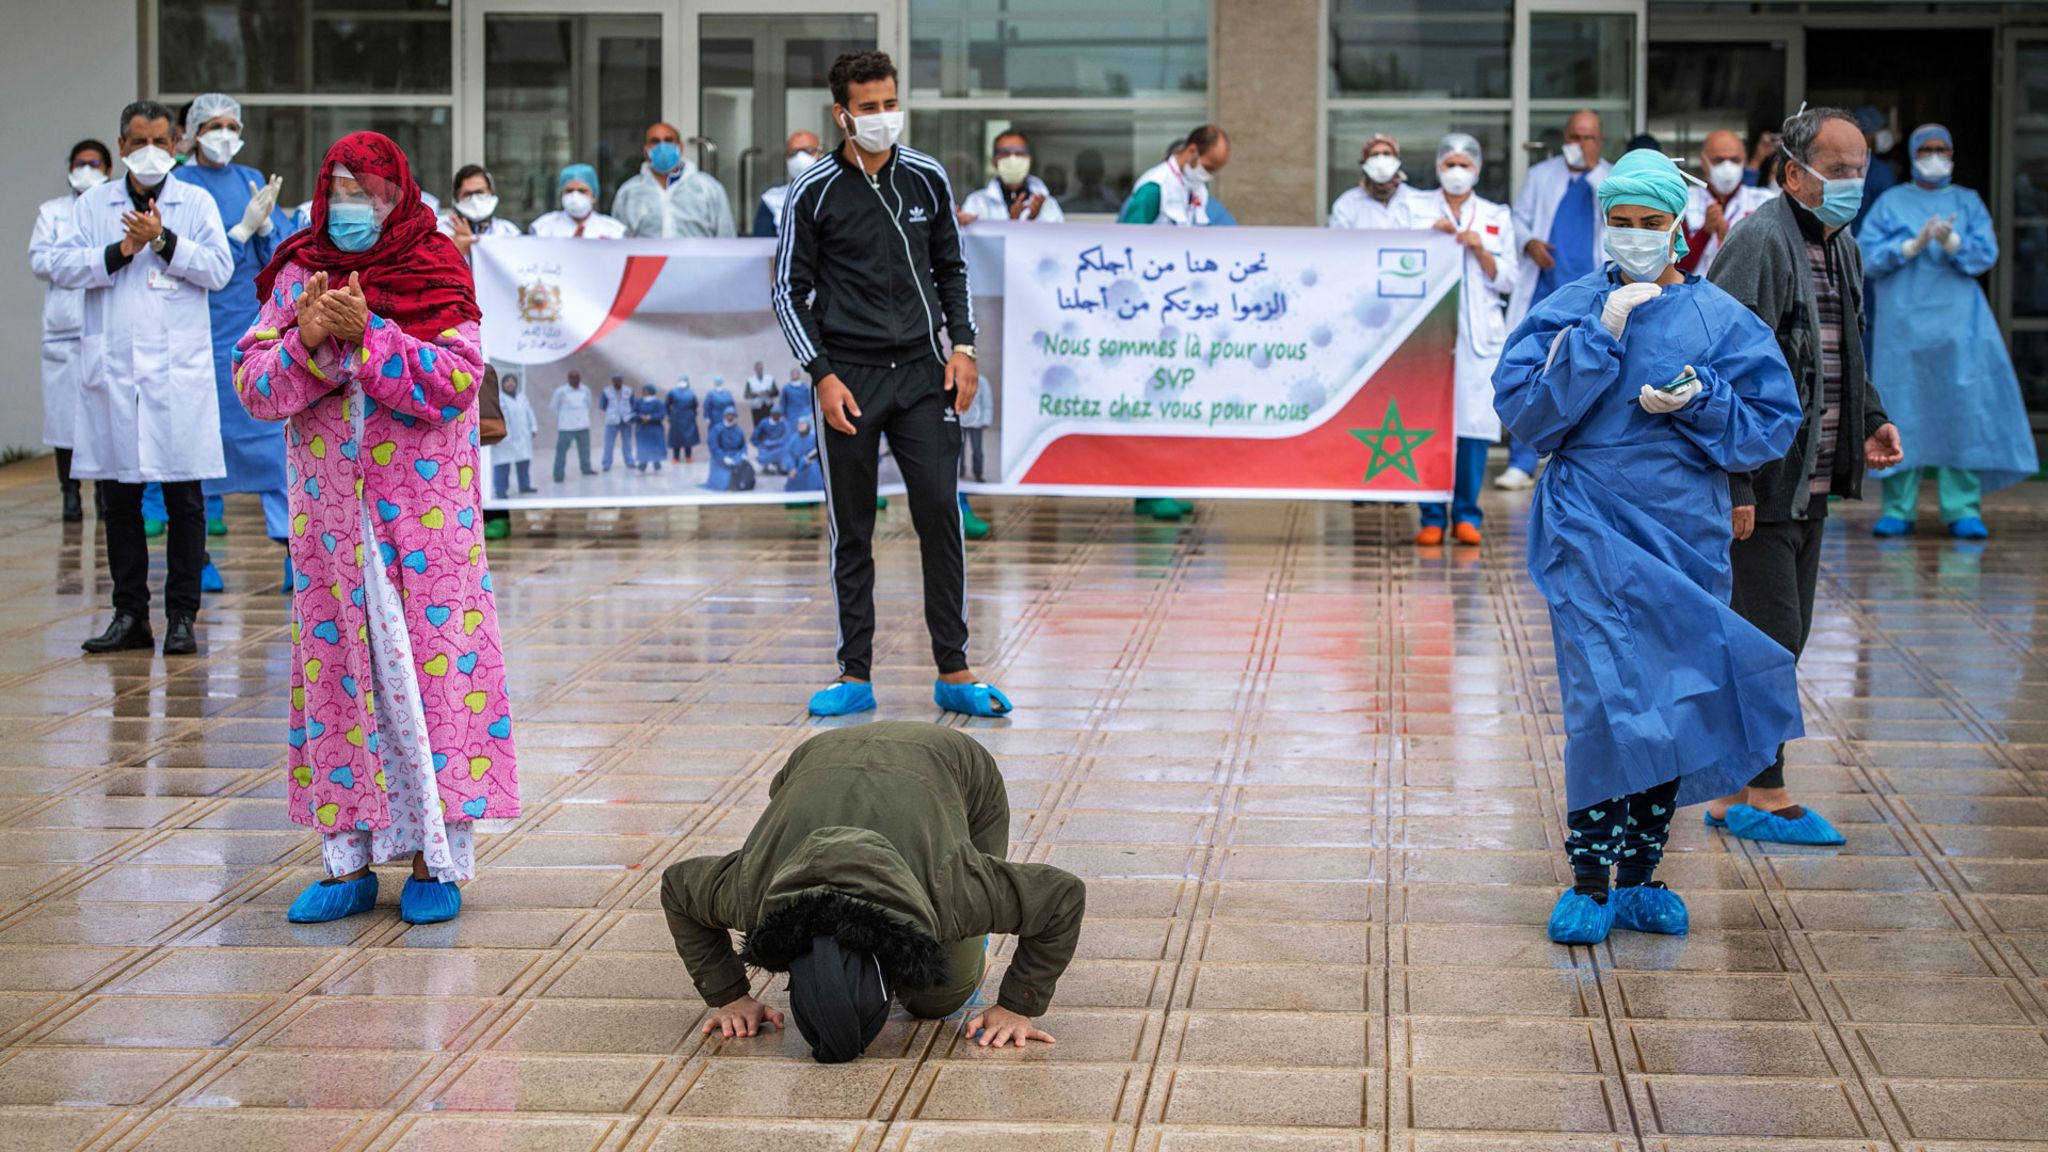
[{"left": 907, "top": 205, "right": 928, "bottom": 223}]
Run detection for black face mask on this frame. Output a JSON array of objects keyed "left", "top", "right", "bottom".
[{"left": 787, "top": 935, "right": 890, "bottom": 1064}]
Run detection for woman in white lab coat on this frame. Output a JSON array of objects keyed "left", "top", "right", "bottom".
[
  {"left": 30, "top": 139, "right": 112, "bottom": 521},
  {"left": 1413, "top": 132, "right": 1519, "bottom": 547}
]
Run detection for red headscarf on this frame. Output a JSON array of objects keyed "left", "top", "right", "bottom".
[{"left": 255, "top": 132, "right": 480, "bottom": 339}]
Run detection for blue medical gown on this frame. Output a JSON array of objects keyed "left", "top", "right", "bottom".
[
  {"left": 753, "top": 417, "right": 792, "bottom": 468},
  {"left": 632, "top": 396, "right": 667, "bottom": 462},
  {"left": 665, "top": 386, "right": 700, "bottom": 451},
  {"left": 1861, "top": 182, "right": 2038, "bottom": 491},
  {"left": 174, "top": 163, "right": 297, "bottom": 501},
  {"left": 702, "top": 423, "right": 748, "bottom": 490},
  {"left": 786, "top": 431, "right": 823, "bottom": 491},
  {"left": 702, "top": 387, "right": 736, "bottom": 430},
  {"left": 1493, "top": 271, "right": 1807, "bottom": 811},
  {"left": 781, "top": 380, "right": 812, "bottom": 424}
]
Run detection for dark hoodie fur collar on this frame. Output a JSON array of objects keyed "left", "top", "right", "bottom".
[{"left": 740, "top": 888, "right": 951, "bottom": 990}]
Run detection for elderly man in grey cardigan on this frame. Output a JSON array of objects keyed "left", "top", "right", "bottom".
[{"left": 1705, "top": 106, "right": 1904, "bottom": 847}]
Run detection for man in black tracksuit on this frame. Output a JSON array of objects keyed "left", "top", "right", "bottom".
[{"left": 772, "top": 50, "right": 1012, "bottom": 719}]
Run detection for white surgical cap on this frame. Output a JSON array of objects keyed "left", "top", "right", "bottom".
[
  {"left": 1437, "top": 133, "right": 1483, "bottom": 168},
  {"left": 186, "top": 93, "right": 243, "bottom": 134}
]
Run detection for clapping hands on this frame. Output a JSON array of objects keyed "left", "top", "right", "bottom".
[{"left": 295, "top": 271, "right": 370, "bottom": 349}]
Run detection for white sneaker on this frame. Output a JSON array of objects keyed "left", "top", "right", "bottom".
[{"left": 1494, "top": 466, "right": 1536, "bottom": 491}]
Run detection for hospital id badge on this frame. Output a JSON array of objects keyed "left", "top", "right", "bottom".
[{"left": 146, "top": 268, "right": 180, "bottom": 292}]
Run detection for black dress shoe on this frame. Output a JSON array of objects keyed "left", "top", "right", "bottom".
[
  {"left": 162, "top": 615, "right": 198, "bottom": 656},
  {"left": 61, "top": 484, "right": 83, "bottom": 523},
  {"left": 82, "top": 613, "right": 154, "bottom": 654}
]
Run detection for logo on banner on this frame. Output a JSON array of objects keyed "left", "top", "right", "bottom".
[
  {"left": 1377, "top": 248, "right": 1428, "bottom": 298},
  {"left": 517, "top": 277, "right": 563, "bottom": 323}
]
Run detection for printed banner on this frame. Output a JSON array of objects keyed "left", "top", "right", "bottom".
[
  {"left": 964, "top": 222, "right": 1460, "bottom": 501},
  {"left": 475, "top": 229, "right": 1460, "bottom": 509},
  {"left": 473, "top": 236, "right": 890, "bottom": 509}
]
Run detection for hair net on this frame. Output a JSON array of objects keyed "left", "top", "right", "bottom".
[
  {"left": 788, "top": 935, "right": 891, "bottom": 1063},
  {"left": 1908, "top": 123, "right": 1952, "bottom": 155},
  {"left": 1364, "top": 133, "right": 1400, "bottom": 157},
  {"left": 1599, "top": 148, "right": 1694, "bottom": 258},
  {"left": 186, "top": 93, "right": 242, "bottom": 134},
  {"left": 1436, "top": 133, "right": 1482, "bottom": 168},
  {"left": 557, "top": 162, "right": 600, "bottom": 198}
]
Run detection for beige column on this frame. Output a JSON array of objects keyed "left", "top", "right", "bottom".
[{"left": 1211, "top": 0, "right": 1321, "bottom": 225}]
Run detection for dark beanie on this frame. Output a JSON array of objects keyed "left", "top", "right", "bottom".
[{"left": 787, "top": 934, "right": 891, "bottom": 1063}]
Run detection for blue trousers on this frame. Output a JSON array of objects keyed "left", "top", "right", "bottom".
[
  {"left": 603, "top": 422, "right": 634, "bottom": 469},
  {"left": 1507, "top": 436, "right": 1538, "bottom": 474},
  {"left": 144, "top": 485, "right": 288, "bottom": 540},
  {"left": 1419, "top": 437, "right": 1490, "bottom": 529}
]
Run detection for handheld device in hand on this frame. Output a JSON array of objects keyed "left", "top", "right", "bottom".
[{"left": 1662, "top": 367, "right": 1699, "bottom": 394}]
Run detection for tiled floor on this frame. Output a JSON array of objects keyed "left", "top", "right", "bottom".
[{"left": 2, "top": 460, "right": 2047, "bottom": 1151}]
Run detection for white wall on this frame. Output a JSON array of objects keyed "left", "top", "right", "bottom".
[{"left": 0, "top": 0, "right": 139, "bottom": 457}]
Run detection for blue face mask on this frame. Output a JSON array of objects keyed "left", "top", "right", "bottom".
[
  {"left": 648, "top": 141, "right": 681, "bottom": 174},
  {"left": 327, "top": 202, "right": 380, "bottom": 252},
  {"left": 1796, "top": 159, "right": 1864, "bottom": 228}
]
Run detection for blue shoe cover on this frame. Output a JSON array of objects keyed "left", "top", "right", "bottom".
[
  {"left": 281, "top": 555, "right": 295, "bottom": 596},
  {"left": 1702, "top": 810, "right": 1728, "bottom": 829},
  {"left": 400, "top": 877, "right": 462, "bottom": 924},
  {"left": 287, "top": 873, "right": 378, "bottom": 923},
  {"left": 809, "top": 680, "right": 877, "bottom": 717},
  {"left": 935, "top": 679, "right": 1013, "bottom": 717},
  {"left": 1723, "top": 804, "right": 1847, "bottom": 846},
  {"left": 1547, "top": 890, "right": 1616, "bottom": 945},
  {"left": 1871, "top": 516, "right": 1914, "bottom": 537},
  {"left": 200, "top": 561, "right": 224, "bottom": 594},
  {"left": 1611, "top": 885, "right": 1689, "bottom": 935},
  {"left": 1948, "top": 517, "right": 1989, "bottom": 540}
]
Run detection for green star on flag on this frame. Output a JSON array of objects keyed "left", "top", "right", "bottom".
[{"left": 1349, "top": 400, "right": 1435, "bottom": 483}]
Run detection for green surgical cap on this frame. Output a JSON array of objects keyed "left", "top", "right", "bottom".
[{"left": 1598, "top": 148, "right": 1691, "bottom": 217}]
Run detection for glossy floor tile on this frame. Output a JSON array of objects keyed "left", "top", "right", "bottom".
[{"left": 1, "top": 463, "right": 2046, "bottom": 1149}]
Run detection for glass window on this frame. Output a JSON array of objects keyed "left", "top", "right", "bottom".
[
  {"left": 159, "top": 0, "right": 451, "bottom": 95},
  {"left": 234, "top": 105, "right": 452, "bottom": 218},
  {"left": 1329, "top": 0, "right": 1511, "bottom": 100},
  {"left": 1527, "top": 13, "right": 1636, "bottom": 164},
  {"left": 909, "top": 0, "right": 1208, "bottom": 99},
  {"left": 1646, "top": 41, "right": 1787, "bottom": 171},
  {"left": 911, "top": 109, "right": 1199, "bottom": 217},
  {"left": 1326, "top": 110, "right": 1512, "bottom": 208},
  {"left": 483, "top": 14, "right": 663, "bottom": 220},
  {"left": 2013, "top": 331, "right": 2048, "bottom": 417}
]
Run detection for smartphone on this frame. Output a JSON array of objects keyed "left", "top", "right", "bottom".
[{"left": 1661, "top": 368, "right": 1699, "bottom": 394}]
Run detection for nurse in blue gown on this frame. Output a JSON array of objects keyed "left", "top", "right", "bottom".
[
  {"left": 702, "top": 410, "right": 748, "bottom": 491},
  {"left": 1862, "top": 124, "right": 2038, "bottom": 540},
  {"left": 1492, "top": 149, "right": 1805, "bottom": 946},
  {"left": 701, "top": 377, "right": 737, "bottom": 431},
  {"left": 632, "top": 385, "right": 667, "bottom": 471},
  {"left": 752, "top": 409, "right": 792, "bottom": 473},
  {"left": 172, "top": 93, "right": 297, "bottom": 588},
  {"left": 665, "top": 376, "right": 700, "bottom": 462},
  {"left": 785, "top": 419, "right": 823, "bottom": 492}
]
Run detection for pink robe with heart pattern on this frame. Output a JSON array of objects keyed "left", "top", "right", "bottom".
[{"left": 235, "top": 260, "right": 519, "bottom": 834}]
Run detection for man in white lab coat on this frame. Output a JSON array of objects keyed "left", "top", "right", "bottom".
[
  {"left": 1500, "top": 108, "right": 1612, "bottom": 489},
  {"left": 1676, "top": 128, "right": 1777, "bottom": 278},
  {"left": 47, "top": 100, "right": 233, "bottom": 657},
  {"left": 30, "top": 139, "right": 113, "bottom": 522}
]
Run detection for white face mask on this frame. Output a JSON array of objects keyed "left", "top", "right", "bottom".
[
  {"left": 1562, "top": 141, "right": 1588, "bottom": 169},
  {"left": 1913, "top": 154, "right": 1954, "bottom": 184},
  {"left": 455, "top": 193, "right": 498, "bottom": 222},
  {"left": 1874, "top": 128, "right": 1897, "bottom": 154},
  {"left": 994, "top": 155, "right": 1032, "bottom": 186},
  {"left": 1182, "top": 156, "right": 1211, "bottom": 186},
  {"left": 1707, "top": 160, "right": 1744, "bottom": 194},
  {"left": 123, "top": 145, "right": 175, "bottom": 185},
  {"left": 786, "top": 150, "right": 819, "bottom": 182},
  {"left": 561, "top": 190, "right": 594, "bottom": 219},
  {"left": 197, "top": 128, "right": 243, "bottom": 165},
  {"left": 840, "top": 109, "right": 904, "bottom": 154},
  {"left": 1604, "top": 222, "right": 1679, "bottom": 282},
  {"left": 1362, "top": 154, "right": 1401, "bottom": 184},
  {"left": 68, "top": 165, "right": 107, "bottom": 193},
  {"left": 1437, "top": 165, "right": 1477, "bottom": 196}
]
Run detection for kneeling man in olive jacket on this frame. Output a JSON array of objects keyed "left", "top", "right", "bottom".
[{"left": 661, "top": 721, "right": 1086, "bottom": 1062}]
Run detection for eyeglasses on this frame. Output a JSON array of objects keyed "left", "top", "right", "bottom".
[{"left": 994, "top": 146, "right": 1031, "bottom": 158}]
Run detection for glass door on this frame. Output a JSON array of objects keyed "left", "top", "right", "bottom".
[
  {"left": 460, "top": 0, "right": 676, "bottom": 222},
  {"left": 1512, "top": 0, "right": 1645, "bottom": 192},
  {"left": 680, "top": 1, "right": 895, "bottom": 232}
]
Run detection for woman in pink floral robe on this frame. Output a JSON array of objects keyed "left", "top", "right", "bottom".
[{"left": 238, "top": 132, "right": 517, "bottom": 925}]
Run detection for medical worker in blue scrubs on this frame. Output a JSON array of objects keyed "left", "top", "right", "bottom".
[
  {"left": 1862, "top": 124, "right": 2038, "bottom": 539},
  {"left": 1493, "top": 149, "right": 1805, "bottom": 945},
  {"left": 171, "top": 93, "right": 297, "bottom": 591}
]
